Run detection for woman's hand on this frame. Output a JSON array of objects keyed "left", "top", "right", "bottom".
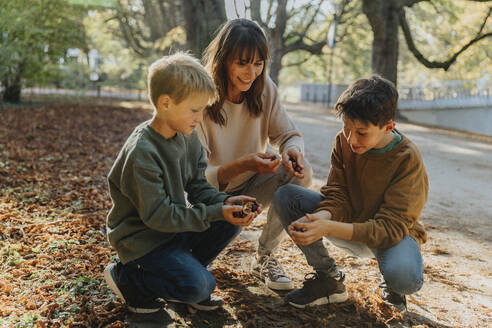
[
  {"left": 281, "top": 147, "right": 305, "bottom": 178},
  {"left": 244, "top": 152, "right": 281, "bottom": 174}
]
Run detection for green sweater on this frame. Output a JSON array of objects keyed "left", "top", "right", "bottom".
[{"left": 106, "top": 121, "right": 229, "bottom": 264}]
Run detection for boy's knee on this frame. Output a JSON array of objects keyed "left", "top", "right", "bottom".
[
  {"left": 177, "top": 271, "right": 216, "bottom": 303},
  {"left": 382, "top": 264, "right": 423, "bottom": 295},
  {"left": 273, "top": 184, "right": 297, "bottom": 211}
]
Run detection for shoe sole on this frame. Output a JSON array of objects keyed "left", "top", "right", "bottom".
[
  {"left": 165, "top": 298, "right": 222, "bottom": 311},
  {"left": 104, "top": 263, "right": 161, "bottom": 314},
  {"left": 288, "top": 290, "right": 348, "bottom": 309},
  {"left": 251, "top": 270, "right": 295, "bottom": 291}
]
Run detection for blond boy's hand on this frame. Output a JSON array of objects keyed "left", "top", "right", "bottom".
[{"left": 222, "top": 195, "right": 262, "bottom": 226}]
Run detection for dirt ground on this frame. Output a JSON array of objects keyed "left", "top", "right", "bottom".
[
  {"left": 0, "top": 100, "right": 490, "bottom": 328},
  {"left": 285, "top": 103, "right": 492, "bottom": 328}
]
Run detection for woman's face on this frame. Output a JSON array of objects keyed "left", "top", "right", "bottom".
[{"left": 226, "top": 50, "right": 264, "bottom": 102}]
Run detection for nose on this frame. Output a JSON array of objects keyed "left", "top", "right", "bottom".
[
  {"left": 195, "top": 111, "right": 204, "bottom": 123},
  {"left": 245, "top": 64, "right": 255, "bottom": 79}
]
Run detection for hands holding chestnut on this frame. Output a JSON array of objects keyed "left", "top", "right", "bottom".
[
  {"left": 288, "top": 213, "right": 330, "bottom": 246},
  {"left": 222, "top": 195, "right": 262, "bottom": 226},
  {"left": 288, "top": 210, "right": 353, "bottom": 245}
]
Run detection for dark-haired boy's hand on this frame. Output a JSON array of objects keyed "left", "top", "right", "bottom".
[
  {"left": 281, "top": 147, "right": 304, "bottom": 178},
  {"left": 288, "top": 213, "right": 328, "bottom": 246}
]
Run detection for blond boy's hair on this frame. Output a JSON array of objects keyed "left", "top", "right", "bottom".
[{"left": 148, "top": 52, "right": 216, "bottom": 111}]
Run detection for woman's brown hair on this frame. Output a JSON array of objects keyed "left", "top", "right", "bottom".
[{"left": 202, "top": 18, "right": 270, "bottom": 125}]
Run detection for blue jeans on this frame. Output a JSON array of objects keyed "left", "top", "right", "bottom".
[
  {"left": 231, "top": 160, "right": 313, "bottom": 256},
  {"left": 115, "top": 221, "right": 241, "bottom": 308},
  {"left": 273, "top": 184, "right": 424, "bottom": 295}
]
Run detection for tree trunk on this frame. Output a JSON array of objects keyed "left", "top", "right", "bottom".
[
  {"left": 183, "top": 0, "right": 226, "bottom": 57},
  {"left": 269, "top": 49, "right": 283, "bottom": 85},
  {"left": 2, "top": 65, "right": 23, "bottom": 103},
  {"left": 362, "top": 0, "right": 407, "bottom": 120},
  {"left": 362, "top": 0, "right": 400, "bottom": 86}
]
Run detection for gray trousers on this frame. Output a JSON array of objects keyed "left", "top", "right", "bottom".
[{"left": 231, "top": 159, "right": 313, "bottom": 256}]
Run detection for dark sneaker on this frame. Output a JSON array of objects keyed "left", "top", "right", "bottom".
[
  {"left": 103, "top": 262, "right": 162, "bottom": 314},
  {"left": 380, "top": 282, "right": 407, "bottom": 312},
  {"left": 251, "top": 254, "right": 294, "bottom": 290},
  {"left": 285, "top": 271, "right": 348, "bottom": 308},
  {"left": 166, "top": 294, "right": 224, "bottom": 311}
]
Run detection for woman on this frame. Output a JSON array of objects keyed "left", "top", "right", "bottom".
[{"left": 198, "top": 18, "right": 312, "bottom": 290}]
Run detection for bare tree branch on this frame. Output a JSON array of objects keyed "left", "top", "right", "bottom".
[
  {"left": 283, "top": 56, "right": 311, "bottom": 68},
  {"left": 266, "top": 0, "right": 274, "bottom": 25},
  {"left": 397, "top": 0, "right": 429, "bottom": 7},
  {"left": 399, "top": 7, "right": 492, "bottom": 70},
  {"left": 233, "top": 0, "right": 241, "bottom": 18}
]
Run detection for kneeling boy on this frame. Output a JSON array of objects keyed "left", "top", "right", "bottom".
[
  {"left": 104, "top": 53, "right": 260, "bottom": 314},
  {"left": 273, "top": 75, "right": 428, "bottom": 312}
]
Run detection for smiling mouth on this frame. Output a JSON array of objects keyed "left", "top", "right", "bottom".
[{"left": 238, "top": 77, "right": 252, "bottom": 84}]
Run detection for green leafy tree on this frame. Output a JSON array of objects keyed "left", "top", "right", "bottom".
[{"left": 0, "top": 0, "right": 87, "bottom": 103}]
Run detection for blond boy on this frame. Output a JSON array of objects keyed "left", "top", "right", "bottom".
[{"left": 104, "top": 53, "right": 260, "bottom": 314}]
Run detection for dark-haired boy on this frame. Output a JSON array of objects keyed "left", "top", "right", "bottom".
[{"left": 274, "top": 75, "right": 428, "bottom": 312}]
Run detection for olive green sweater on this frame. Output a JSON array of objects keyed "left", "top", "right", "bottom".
[
  {"left": 315, "top": 130, "right": 428, "bottom": 249},
  {"left": 106, "top": 121, "right": 229, "bottom": 264}
]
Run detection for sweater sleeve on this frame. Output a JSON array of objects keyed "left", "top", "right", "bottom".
[
  {"left": 265, "top": 78, "right": 304, "bottom": 153},
  {"left": 196, "top": 122, "right": 220, "bottom": 189},
  {"left": 119, "top": 161, "right": 224, "bottom": 234},
  {"left": 351, "top": 151, "right": 429, "bottom": 249},
  {"left": 186, "top": 145, "right": 230, "bottom": 205},
  {"left": 314, "top": 135, "right": 353, "bottom": 220}
]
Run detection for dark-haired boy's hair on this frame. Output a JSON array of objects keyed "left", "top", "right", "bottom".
[{"left": 335, "top": 75, "right": 398, "bottom": 127}]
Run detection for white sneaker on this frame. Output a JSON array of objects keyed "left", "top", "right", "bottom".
[{"left": 251, "top": 254, "right": 294, "bottom": 290}]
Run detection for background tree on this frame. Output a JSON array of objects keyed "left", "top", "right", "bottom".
[
  {"left": 0, "top": 0, "right": 87, "bottom": 102},
  {"left": 240, "top": 0, "right": 345, "bottom": 84},
  {"left": 111, "top": 0, "right": 225, "bottom": 58},
  {"left": 361, "top": 0, "right": 492, "bottom": 86}
]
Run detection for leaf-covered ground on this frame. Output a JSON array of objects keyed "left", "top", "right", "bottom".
[{"left": 0, "top": 103, "right": 483, "bottom": 327}]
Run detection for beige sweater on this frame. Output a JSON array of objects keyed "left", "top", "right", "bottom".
[
  {"left": 315, "top": 130, "right": 429, "bottom": 249},
  {"left": 197, "top": 78, "right": 304, "bottom": 192}
]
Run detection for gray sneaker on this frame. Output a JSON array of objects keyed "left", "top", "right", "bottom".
[
  {"left": 251, "top": 254, "right": 294, "bottom": 290},
  {"left": 285, "top": 271, "right": 348, "bottom": 308}
]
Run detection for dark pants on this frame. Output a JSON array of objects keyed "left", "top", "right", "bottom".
[{"left": 116, "top": 221, "right": 241, "bottom": 308}]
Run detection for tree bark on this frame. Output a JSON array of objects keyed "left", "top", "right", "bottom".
[
  {"left": 182, "top": 0, "right": 226, "bottom": 57},
  {"left": 2, "top": 64, "right": 23, "bottom": 103},
  {"left": 362, "top": 0, "right": 400, "bottom": 86}
]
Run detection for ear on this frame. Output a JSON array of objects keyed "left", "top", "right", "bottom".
[
  {"left": 384, "top": 120, "right": 396, "bottom": 133},
  {"left": 157, "top": 94, "right": 171, "bottom": 111}
]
